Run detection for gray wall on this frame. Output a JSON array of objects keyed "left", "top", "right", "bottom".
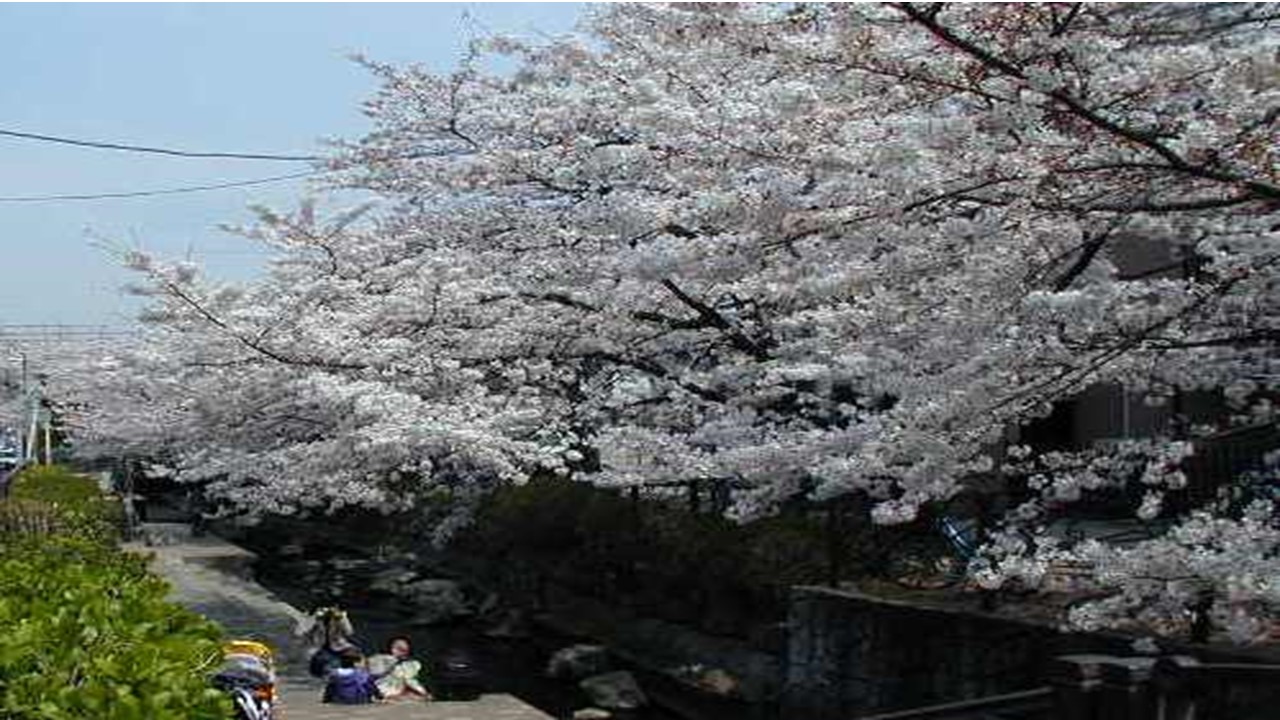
[{"left": 783, "top": 586, "right": 1126, "bottom": 718}]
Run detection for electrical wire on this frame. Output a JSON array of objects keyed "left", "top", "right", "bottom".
[
  {"left": 0, "top": 128, "right": 322, "bottom": 161},
  {"left": 0, "top": 171, "right": 321, "bottom": 203}
]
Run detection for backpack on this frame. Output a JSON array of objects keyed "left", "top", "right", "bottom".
[
  {"left": 323, "top": 668, "right": 378, "bottom": 704},
  {"left": 309, "top": 647, "right": 342, "bottom": 679}
]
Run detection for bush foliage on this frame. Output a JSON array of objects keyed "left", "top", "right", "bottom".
[
  {"left": 461, "top": 475, "right": 853, "bottom": 635},
  {"left": 0, "top": 466, "right": 231, "bottom": 719},
  {"left": 6, "top": 465, "right": 123, "bottom": 542}
]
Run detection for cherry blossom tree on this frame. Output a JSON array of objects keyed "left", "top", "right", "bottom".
[
  {"left": 63, "top": 3, "right": 1280, "bottom": 639},
  {"left": 60, "top": 240, "right": 569, "bottom": 536}
]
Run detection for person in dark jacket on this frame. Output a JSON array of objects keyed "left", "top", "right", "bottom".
[
  {"left": 322, "top": 650, "right": 380, "bottom": 704},
  {"left": 305, "top": 606, "right": 360, "bottom": 678}
]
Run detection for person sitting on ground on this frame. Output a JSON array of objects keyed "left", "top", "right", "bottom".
[
  {"left": 368, "top": 635, "right": 431, "bottom": 701},
  {"left": 322, "top": 649, "right": 380, "bottom": 705}
]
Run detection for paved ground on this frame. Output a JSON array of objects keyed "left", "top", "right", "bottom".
[
  {"left": 127, "top": 526, "right": 554, "bottom": 720},
  {"left": 274, "top": 684, "right": 558, "bottom": 720}
]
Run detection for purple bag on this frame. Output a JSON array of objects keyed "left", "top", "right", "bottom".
[{"left": 323, "top": 668, "right": 378, "bottom": 704}]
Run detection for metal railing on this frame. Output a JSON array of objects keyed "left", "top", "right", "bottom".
[
  {"left": 1051, "top": 654, "right": 1280, "bottom": 720},
  {"left": 845, "top": 653, "right": 1280, "bottom": 720},
  {"left": 854, "top": 687, "right": 1052, "bottom": 719}
]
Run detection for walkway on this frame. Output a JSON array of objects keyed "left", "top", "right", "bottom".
[{"left": 127, "top": 524, "right": 554, "bottom": 720}]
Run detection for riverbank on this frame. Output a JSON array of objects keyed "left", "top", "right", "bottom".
[
  {"left": 215, "top": 504, "right": 789, "bottom": 720},
  {"left": 131, "top": 523, "right": 555, "bottom": 720},
  {"left": 238, "top": 533, "right": 691, "bottom": 720}
]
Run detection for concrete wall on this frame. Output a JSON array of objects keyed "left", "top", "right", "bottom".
[{"left": 783, "top": 586, "right": 1126, "bottom": 719}]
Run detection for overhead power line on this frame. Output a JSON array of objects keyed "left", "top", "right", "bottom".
[
  {"left": 0, "top": 170, "right": 321, "bottom": 203},
  {"left": 0, "top": 128, "right": 322, "bottom": 162}
]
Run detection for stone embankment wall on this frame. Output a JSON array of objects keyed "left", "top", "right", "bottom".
[
  {"left": 782, "top": 585, "right": 1280, "bottom": 719},
  {"left": 783, "top": 586, "right": 1131, "bottom": 718}
]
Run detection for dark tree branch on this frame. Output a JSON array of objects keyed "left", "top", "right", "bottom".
[
  {"left": 586, "top": 351, "right": 727, "bottom": 403},
  {"left": 902, "top": 175, "right": 1024, "bottom": 213},
  {"left": 631, "top": 310, "right": 711, "bottom": 330},
  {"left": 1079, "top": 193, "right": 1265, "bottom": 214},
  {"left": 896, "top": 3, "right": 1280, "bottom": 202},
  {"left": 1052, "top": 228, "right": 1116, "bottom": 291},
  {"left": 1050, "top": 5, "right": 1084, "bottom": 37},
  {"left": 660, "top": 278, "right": 769, "bottom": 360},
  {"left": 1149, "top": 331, "right": 1280, "bottom": 350},
  {"left": 158, "top": 279, "right": 366, "bottom": 371}
]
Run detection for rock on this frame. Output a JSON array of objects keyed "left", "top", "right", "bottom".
[
  {"left": 477, "top": 591, "right": 502, "bottom": 618},
  {"left": 331, "top": 557, "right": 371, "bottom": 572},
  {"left": 691, "top": 667, "right": 739, "bottom": 697},
  {"left": 484, "top": 608, "right": 531, "bottom": 639},
  {"left": 587, "top": 612, "right": 780, "bottom": 703},
  {"left": 547, "top": 644, "right": 611, "bottom": 680},
  {"left": 278, "top": 543, "right": 305, "bottom": 557},
  {"left": 369, "top": 567, "right": 420, "bottom": 594},
  {"left": 402, "top": 579, "right": 472, "bottom": 625},
  {"left": 376, "top": 550, "right": 420, "bottom": 567},
  {"left": 573, "top": 709, "right": 613, "bottom": 720},
  {"left": 579, "top": 671, "right": 647, "bottom": 710}
]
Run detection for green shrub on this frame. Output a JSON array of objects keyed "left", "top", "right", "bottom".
[
  {"left": 0, "top": 468, "right": 231, "bottom": 719},
  {"left": 8, "top": 465, "right": 103, "bottom": 506},
  {"left": 0, "top": 499, "right": 67, "bottom": 537},
  {"left": 463, "top": 476, "right": 861, "bottom": 632},
  {"left": 476, "top": 474, "right": 596, "bottom": 554},
  {"left": 7, "top": 465, "right": 123, "bottom": 542}
]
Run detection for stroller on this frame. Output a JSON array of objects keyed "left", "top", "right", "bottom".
[{"left": 212, "top": 640, "right": 277, "bottom": 720}]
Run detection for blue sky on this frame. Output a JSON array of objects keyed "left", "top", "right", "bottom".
[{"left": 0, "top": 2, "right": 584, "bottom": 326}]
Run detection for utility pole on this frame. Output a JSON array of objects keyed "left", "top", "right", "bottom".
[
  {"left": 24, "top": 387, "right": 39, "bottom": 465},
  {"left": 43, "top": 420, "right": 51, "bottom": 465},
  {"left": 9, "top": 351, "right": 28, "bottom": 461}
]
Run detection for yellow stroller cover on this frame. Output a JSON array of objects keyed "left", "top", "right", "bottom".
[{"left": 220, "top": 640, "right": 277, "bottom": 703}]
